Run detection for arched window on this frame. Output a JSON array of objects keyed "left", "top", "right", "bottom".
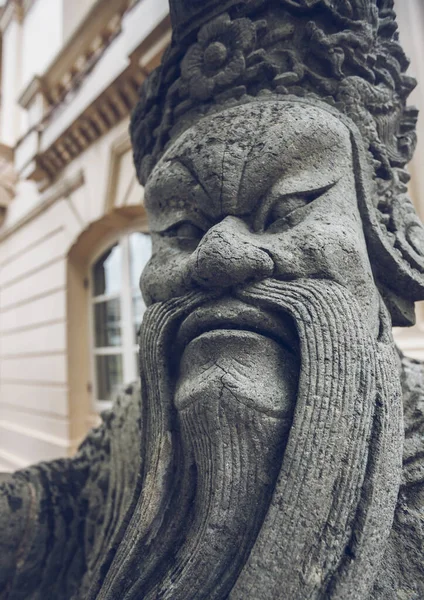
[{"left": 90, "top": 231, "right": 152, "bottom": 408}]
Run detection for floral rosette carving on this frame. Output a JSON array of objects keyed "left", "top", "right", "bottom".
[{"left": 181, "top": 13, "right": 257, "bottom": 101}]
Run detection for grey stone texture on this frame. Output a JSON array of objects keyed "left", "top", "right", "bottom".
[{"left": 2, "top": 0, "right": 424, "bottom": 598}]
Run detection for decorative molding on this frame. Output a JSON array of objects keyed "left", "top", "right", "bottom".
[
  {"left": 68, "top": 204, "right": 148, "bottom": 264},
  {"left": 0, "top": 169, "right": 84, "bottom": 242},
  {"left": 0, "top": 143, "right": 17, "bottom": 227},
  {"left": 18, "top": 75, "right": 47, "bottom": 110},
  {"left": 13, "top": 0, "right": 170, "bottom": 190},
  {"left": 42, "top": 0, "right": 132, "bottom": 109},
  {"left": 0, "top": 0, "right": 23, "bottom": 31},
  {"left": 34, "top": 66, "right": 145, "bottom": 185},
  {"left": 104, "top": 129, "right": 132, "bottom": 214},
  {"left": 16, "top": 1, "right": 132, "bottom": 120},
  {"left": 17, "top": 16, "right": 171, "bottom": 188}
]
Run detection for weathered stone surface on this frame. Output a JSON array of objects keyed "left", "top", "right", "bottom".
[
  {"left": 1, "top": 1, "right": 424, "bottom": 599},
  {"left": 0, "top": 388, "right": 141, "bottom": 599}
]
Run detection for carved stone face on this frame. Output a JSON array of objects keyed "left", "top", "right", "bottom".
[
  {"left": 143, "top": 101, "right": 380, "bottom": 335},
  {"left": 131, "top": 101, "right": 402, "bottom": 600}
]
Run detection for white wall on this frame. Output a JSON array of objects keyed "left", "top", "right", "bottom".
[
  {"left": 62, "top": 0, "right": 98, "bottom": 42},
  {"left": 21, "top": 0, "right": 64, "bottom": 91}
]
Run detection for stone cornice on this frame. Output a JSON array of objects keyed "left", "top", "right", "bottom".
[
  {"left": 43, "top": 0, "right": 132, "bottom": 107},
  {"left": 15, "top": 6, "right": 170, "bottom": 190},
  {"left": 15, "top": 0, "right": 139, "bottom": 171},
  {"left": 18, "top": 75, "right": 46, "bottom": 109},
  {"left": 16, "top": 0, "right": 135, "bottom": 113},
  {"left": 35, "top": 65, "right": 146, "bottom": 184}
]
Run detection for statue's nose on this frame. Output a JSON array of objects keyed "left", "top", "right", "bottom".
[{"left": 187, "top": 216, "right": 274, "bottom": 289}]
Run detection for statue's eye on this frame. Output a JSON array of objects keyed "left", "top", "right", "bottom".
[
  {"left": 267, "top": 196, "right": 309, "bottom": 228},
  {"left": 266, "top": 185, "right": 334, "bottom": 233},
  {"left": 174, "top": 222, "right": 204, "bottom": 240},
  {"left": 162, "top": 220, "right": 205, "bottom": 249},
  {"left": 265, "top": 195, "right": 311, "bottom": 232}
]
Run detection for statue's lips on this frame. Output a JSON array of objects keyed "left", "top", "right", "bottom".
[{"left": 175, "top": 298, "right": 298, "bottom": 355}]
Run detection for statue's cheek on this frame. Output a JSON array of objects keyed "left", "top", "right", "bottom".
[
  {"left": 263, "top": 223, "right": 371, "bottom": 282},
  {"left": 140, "top": 245, "right": 193, "bottom": 304},
  {"left": 262, "top": 224, "right": 380, "bottom": 334}
]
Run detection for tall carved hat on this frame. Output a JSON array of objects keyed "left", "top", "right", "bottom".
[{"left": 130, "top": 0, "right": 424, "bottom": 325}]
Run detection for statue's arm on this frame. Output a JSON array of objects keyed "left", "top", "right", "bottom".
[
  {"left": 0, "top": 423, "right": 112, "bottom": 599},
  {"left": 0, "top": 384, "right": 141, "bottom": 599},
  {"left": 0, "top": 474, "right": 34, "bottom": 597}
]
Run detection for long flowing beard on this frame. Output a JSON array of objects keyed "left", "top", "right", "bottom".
[
  {"left": 87, "top": 291, "right": 208, "bottom": 600},
  {"left": 146, "top": 332, "right": 297, "bottom": 600},
  {"left": 230, "top": 280, "right": 403, "bottom": 600},
  {"left": 92, "top": 280, "right": 403, "bottom": 600}
]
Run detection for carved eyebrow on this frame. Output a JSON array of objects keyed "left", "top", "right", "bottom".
[{"left": 287, "top": 181, "right": 339, "bottom": 203}]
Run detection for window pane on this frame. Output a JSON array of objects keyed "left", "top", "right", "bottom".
[
  {"left": 94, "top": 299, "right": 122, "bottom": 347},
  {"left": 93, "top": 243, "right": 122, "bottom": 296},
  {"left": 129, "top": 232, "right": 152, "bottom": 290},
  {"left": 96, "top": 354, "right": 123, "bottom": 401}
]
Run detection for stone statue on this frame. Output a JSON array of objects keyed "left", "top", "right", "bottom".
[{"left": 1, "top": 1, "right": 424, "bottom": 598}]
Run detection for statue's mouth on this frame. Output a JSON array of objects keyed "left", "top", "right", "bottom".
[{"left": 175, "top": 297, "right": 298, "bottom": 355}]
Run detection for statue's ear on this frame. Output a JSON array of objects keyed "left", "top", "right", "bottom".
[{"left": 345, "top": 125, "right": 424, "bottom": 318}]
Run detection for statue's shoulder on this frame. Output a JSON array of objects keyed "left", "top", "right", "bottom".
[{"left": 76, "top": 379, "right": 143, "bottom": 502}]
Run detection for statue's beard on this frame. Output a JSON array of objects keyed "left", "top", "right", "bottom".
[{"left": 93, "top": 279, "right": 403, "bottom": 600}]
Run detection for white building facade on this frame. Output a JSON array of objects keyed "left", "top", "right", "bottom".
[
  {"left": 0, "top": 0, "right": 169, "bottom": 471},
  {"left": 0, "top": 0, "right": 423, "bottom": 471}
]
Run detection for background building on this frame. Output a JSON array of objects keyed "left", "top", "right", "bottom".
[{"left": 0, "top": 0, "right": 423, "bottom": 472}]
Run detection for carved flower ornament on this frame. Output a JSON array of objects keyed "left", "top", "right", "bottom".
[{"left": 181, "top": 13, "right": 256, "bottom": 101}]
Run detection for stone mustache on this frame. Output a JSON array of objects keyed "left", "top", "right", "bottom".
[{"left": 1, "top": 1, "right": 424, "bottom": 599}]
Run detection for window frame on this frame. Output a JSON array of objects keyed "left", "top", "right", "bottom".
[{"left": 88, "top": 224, "right": 150, "bottom": 412}]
